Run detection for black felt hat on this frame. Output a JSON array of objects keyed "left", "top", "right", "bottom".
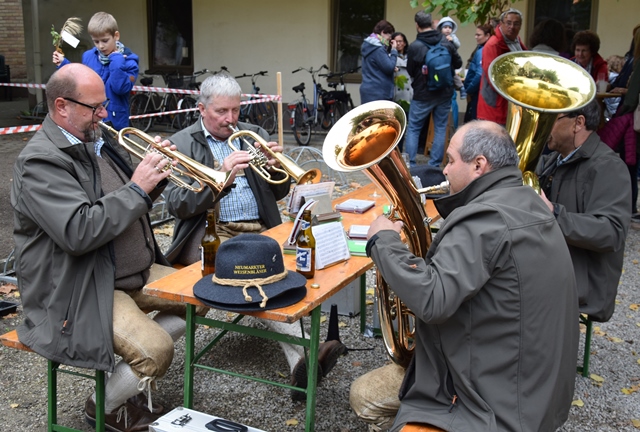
[{"left": 193, "top": 233, "right": 307, "bottom": 311}]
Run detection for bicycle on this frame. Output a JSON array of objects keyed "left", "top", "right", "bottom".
[
  {"left": 130, "top": 71, "right": 185, "bottom": 132},
  {"left": 317, "top": 67, "right": 359, "bottom": 129},
  {"left": 235, "top": 70, "right": 277, "bottom": 135},
  {"left": 288, "top": 64, "right": 329, "bottom": 146}
]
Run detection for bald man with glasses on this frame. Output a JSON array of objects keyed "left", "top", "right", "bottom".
[{"left": 12, "top": 63, "right": 193, "bottom": 431}]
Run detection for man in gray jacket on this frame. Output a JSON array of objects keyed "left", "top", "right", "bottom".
[
  {"left": 352, "top": 121, "right": 578, "bottom": 431},
  {"left": 537, "top": 100, "right": 631, "bottom": 323},
  {"left": 164, "top": 73, "right": 346, "bottom": 400},
  {"left": 12, "top": 64, "right": 190, "bottom": 431}
]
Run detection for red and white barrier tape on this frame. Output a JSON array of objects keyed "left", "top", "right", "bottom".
[
  {"left": 0, "top": 83, "right": 47, "bottom": 89},
  {"left": 0, "top": 124, "right": 42, "bottom": 135}
]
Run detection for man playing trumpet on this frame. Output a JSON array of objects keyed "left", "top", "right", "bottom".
[
  {"left": 164, "top": 72, "right": 347, "bottom": 400},
  {"left": 12, "top": 63, "right": 191, "bottom": 431}
]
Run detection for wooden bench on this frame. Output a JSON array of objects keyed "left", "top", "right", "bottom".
[{"left": 1, "top": 329, "right": 107, "bottom": 432}]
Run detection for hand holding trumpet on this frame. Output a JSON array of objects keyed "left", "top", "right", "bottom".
[{"left": 130, "top": 137, "right": 178, "bottom": 194}]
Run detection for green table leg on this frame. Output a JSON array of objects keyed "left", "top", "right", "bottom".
[
  {"left": 47, "top": 361, "right": 57, "bottom": 432},
  {"left": 359, "top": 274, "right": 367, "bottom": 333},
  {"left": 305, "top": 306, "right": 321, "bottom": 431},
  {"left": 95, "top": 369, "right": 105, "bottom": 432},
  {"left": 184, "top": 304, "right": 196, "bottom": 408}
]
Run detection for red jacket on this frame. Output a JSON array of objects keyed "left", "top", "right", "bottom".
[
  {"left": 597, "top": 112, "right": 637, "bottom": 166},
  {"left": 477, "top": 28, "right": 527, "bottom": 125},
  {"left": 571, "top": 53, "right": 608, "bottom": 83}
]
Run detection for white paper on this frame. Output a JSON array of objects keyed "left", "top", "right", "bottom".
[
  {"left": 60, "top": 30, "right": 80, "bottom": 48},
  {"left": 312, "top": 222, "right": 350, "bottom": 269},
  {"left": 287, "top": 199, "right": 317, "bottom": 246},
  {"left": 288, "top": 181, "right": 335, "bottom": 213},
  {"left": 348, "top": 224, "right": 370, "bottom": 239},
  {"left": 335, "top": 199, "right": 375, "bottom": 213}
]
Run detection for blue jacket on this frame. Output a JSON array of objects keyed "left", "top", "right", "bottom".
[
  {"left": 360, "top": 35, "right": 398, "bottom": 104},
  {"left": 60, "top": 47, "right": 139, "bottom": 130},
  {"left": 463, "top": 44, "right": 484, "bottom": 95}
]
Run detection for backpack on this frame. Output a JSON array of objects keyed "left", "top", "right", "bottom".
[{"left": 423, "top": 40, "right": 453, "bottom": 91}]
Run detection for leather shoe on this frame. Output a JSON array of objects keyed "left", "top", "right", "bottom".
[
  {"left": 127, "top": 392, "right": 166, "bottom": 415},
  {"left": 85, "top": 395, "right": 161, "bottom": 432},
  {"left": 290, "top": 340, "right": 347, "bottom": 401}
]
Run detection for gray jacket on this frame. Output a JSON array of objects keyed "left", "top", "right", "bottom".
[
  {"left": 536, "top": 132, "right": 631, "bottom": 322},
  {"left": 11, "top": 116, "right": 159, "bottom": 371},
  {"left": 164, "top": 120, "right": 290, "bottom": 264},
  {"left": 369, "top": 167, "right": 578, "bottom": 431}
]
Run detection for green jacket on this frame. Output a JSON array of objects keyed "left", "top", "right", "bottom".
[
  {"left": 369, "top": 166, "right": 578, "bottom": 431},
  {"left": 11, "top": 116, "right": 158, "bottom": 371}
]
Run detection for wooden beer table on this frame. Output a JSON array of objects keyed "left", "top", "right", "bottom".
[{"left": 143, "top": 182, "right": 439, "bottom": 431}]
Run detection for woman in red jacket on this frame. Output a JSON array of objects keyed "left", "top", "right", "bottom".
[{"left": 571, "top": 30, "right": 608, "bottom": 84}]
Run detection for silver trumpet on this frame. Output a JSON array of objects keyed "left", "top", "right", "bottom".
[{"left": 418, "top": 180, "right": 449, "bottom": 195}]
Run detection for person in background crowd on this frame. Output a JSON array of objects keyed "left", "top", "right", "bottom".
[
  {"left": 404, "top": 11, "right": 462, "bottom": 167},
  {"left": 571, "top": 30, "right": 609, "bottom": 84},
  {"left": 437, "top": 17, "right": 464, "bottom": 130},
  {"left": 477, "top": 8, "right": 526, "bottom": 125},
  {"left": 537, "top": 100, "right": 631, "bottom": 323},
  {"left": 600, "top": 27, "right": 640, "bottom": 221},
  {"left": 53, "top": 12, "right": 138, "bottom": 131},
  {"left": 604, "top": 54, "right": 625, "bottom": 119},
  {"left": 360, "top": 20, "right": 398, "bottom": 104},
  {"left": 391, "top": 31, "right": 413, "bottom": 152},
  {"left": 463, "top": 24, "right": 492, "bottom": 123},
  {"left": 529, "top": 18, "right": 565, "bottom": 56},
  {"left": 351, "top": 120, "right": 578, "bottom": 431}
]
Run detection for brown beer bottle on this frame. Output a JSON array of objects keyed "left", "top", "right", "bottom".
[
  {"left": 201, "top": 209, "right": 220, "bottom": 277},
  {"left": 296, "top": 209, "right": 316, "bottom": 279}
]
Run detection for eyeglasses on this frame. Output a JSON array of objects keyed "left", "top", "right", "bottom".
[
  {"left": 502, "top": 20, "right": 522, "bottom": 28},
  {"left": 556, "top": 114, "right": 577, "bottom": 121},
  {"left": 63, "top": 97, "right": 110, "bottom": 116}
]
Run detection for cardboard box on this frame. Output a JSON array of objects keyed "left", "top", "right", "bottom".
[{"left": 321, "top": 278, "right": 360, "bottom": 317}]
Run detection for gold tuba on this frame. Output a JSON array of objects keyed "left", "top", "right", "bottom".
[
  {"left": 489, "top": 52, "right": 596, "bottom": 191},
  {"left": 100, "top": 123, "right": 233, "bottom": 197},
  {"left": 322, "top": 101, "right": 431, "bottom": 367}
]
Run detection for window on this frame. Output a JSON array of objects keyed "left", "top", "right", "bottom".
[
  {"left": 147, "top": 0, "right": 194, "bottom": 74},
  {"left": 331, "top": 0, "right": 386, "bottom": 81},
  {"left": 528, "top": 0, "right": 598, "bottom": 44}
]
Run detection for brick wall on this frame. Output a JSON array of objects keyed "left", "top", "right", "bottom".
[{"left": 0, "top": 0, "right": 27, "bottom": 81}]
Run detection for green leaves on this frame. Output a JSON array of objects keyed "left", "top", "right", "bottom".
[{"left": 412, "top": 0, "right": 517, "bottom": 25}]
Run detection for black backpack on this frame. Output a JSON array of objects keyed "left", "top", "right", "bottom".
[{"left": 422, "top": 40, "right": 453, "bottom": 91}]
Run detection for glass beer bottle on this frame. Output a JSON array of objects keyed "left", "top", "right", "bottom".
[
  {"left": 296, "top": 209, "right": 316, "bottom": 278},
  {"left": 201, "top": 209, "right": 220, "bottom": 277}
]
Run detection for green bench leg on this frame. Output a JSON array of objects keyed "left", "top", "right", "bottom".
[
  {"left": 47, "top": 360, "right": 106, "bottom": 432},
  {"left": 578, "top": 315, "right": 592, "bottom": 377}
]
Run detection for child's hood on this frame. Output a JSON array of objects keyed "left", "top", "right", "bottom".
[{"left": 437, "top": 17, "right": 458, "bottom": 33}]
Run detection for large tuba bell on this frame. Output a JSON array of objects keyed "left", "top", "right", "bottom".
[
  {"left": 322, "top": 101, "right": 431, "bottom": 367},
  {"left": 489, "top": 51, "right": 596, "bottom": 191}
]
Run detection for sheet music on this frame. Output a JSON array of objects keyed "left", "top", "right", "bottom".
[
  {"left": 312, "top": 222, "right": 350, "bottom": 269},
  {"left": 287, "top": 181, "right": 335, "bottom": 213}
]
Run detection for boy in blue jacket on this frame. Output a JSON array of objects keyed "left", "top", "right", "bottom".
[{"left": 53, "top": 12, "right": 139, "bottom": 130}]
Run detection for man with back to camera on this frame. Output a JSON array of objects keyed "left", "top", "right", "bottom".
[
  {"left": 11, "top": 63, "right": 194, "bottom": 431},
  {"left": 164, "top": 73, "right": 347, "bottom": 400},
  {"left": 350, "top": 120, "right": 578, "bottom": 431},
  {"left": 477, "top": 8, "right": 526, "bottom": 125},
  {"left": 536, "top": 100, "right": 631, "bottom": 324},
  {"left": 404, "top": 11, "right": 462, "bottom": 168}
]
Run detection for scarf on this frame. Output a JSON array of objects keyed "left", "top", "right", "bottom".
[{"left": 99, "top": 41, "right": 125, "bottom": 65}]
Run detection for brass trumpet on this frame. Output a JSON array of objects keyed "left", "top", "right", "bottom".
[
  {"left": 227, "top": 125, "right": 321, "bottom": 185},
  {"left": 418, "top": 181, "right": 449, "bottom": 195},
  {"left": 99, "top": 123, "right": 232, "bottom": 195}
]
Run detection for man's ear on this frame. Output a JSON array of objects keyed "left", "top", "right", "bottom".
[
  {"left": 475, "top": 155, "right": 490, "bottom": 175},
  {"left": 54, "top": 98, "right": 68, "bottom": 118}
]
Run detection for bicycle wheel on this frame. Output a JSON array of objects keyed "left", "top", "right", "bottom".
[
  {"left": 257, "top": 101, "right": 277, "bottom": 135},
  {"left": 292, "top": 103, "right": 311, "bottom": 146},
  {"left": 177, "top": 96, "right": 199, "bottom": 129},
  {"left": 129, "top": 94, "right": 152, "bottom": 132}
]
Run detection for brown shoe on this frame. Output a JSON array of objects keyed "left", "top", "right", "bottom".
[
  {"left": 127, "top": 392, "right": 166, "bottom": 415},
  {"left": 290, "top": 340, "right": 347, "bottom": 402},
  {"left": 85, "top": 395, "right": 161, "bottom": 432}
]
